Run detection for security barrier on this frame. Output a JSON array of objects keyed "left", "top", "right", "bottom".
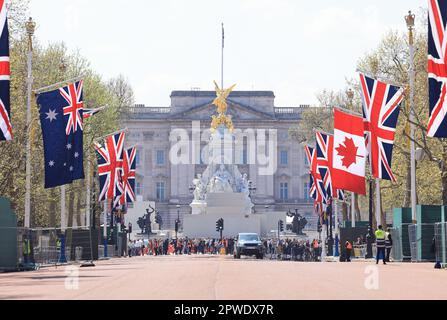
[
  {"left": 7, "top": 226, "right": 97, "bottom": 269},
  {"left": 407, "top": 223, "right": 437, "bottom": 262},
  {"left": 434, "top": 222, "right": 447, "bottom": 266}
]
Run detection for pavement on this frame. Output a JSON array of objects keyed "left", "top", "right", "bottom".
[{"left": 0, "top": 254, "right": 446, "bottom": 300}]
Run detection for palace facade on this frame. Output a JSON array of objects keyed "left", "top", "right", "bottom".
[{"left": 122, "top": 90, "right": 314, "bottom": 229}]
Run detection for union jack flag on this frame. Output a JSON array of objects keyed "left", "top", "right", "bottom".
[
  {"left": 315, "top": 132, "right": 333, "bottom": 202},
  {"left": 315, "top": 131, "right": 344, "bottom": 202},
  {"left": 359, "top": 73, "right": 404, "bottom": 181},
  {"left": 61, "top": 80, "right": 84, "bottom": 135},
  {"left": 304, "top": 145, "right": 324, "bottom": 203},
  {"left": 83, "top": 105, "right": 106, "bottom": 120},
  {"left": 95, "top": 131, "right": 125, "bottom": 201},
  {"left": 117, "top": 147, "right": 137, "bottom": 206},
  {"left": 428, "top": 0, "right": 447, "bottom": 137},
  {"left": 0, "top": 0, "right": 10, "bottom": 141}
]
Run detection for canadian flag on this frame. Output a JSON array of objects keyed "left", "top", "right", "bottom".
[{"left": 332, "top": 108, "right": 367, "bottom": 195}]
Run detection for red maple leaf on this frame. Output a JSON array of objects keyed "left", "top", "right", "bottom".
[{"left": 336, "top": 137, "right": 359, "bottom": 169}]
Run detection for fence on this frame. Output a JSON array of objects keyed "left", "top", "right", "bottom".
[
  {"left": 407, "top": 223, "right": 437, "bottom": 262},
  {"left": 0, "top": 227, "right": 98, "bottom": 270},
  {"left": 434, "top": 222, "right": 447, "bottom": 266}
]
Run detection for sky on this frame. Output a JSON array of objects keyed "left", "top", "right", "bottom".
[{"left": 29, "top": 0, "right": 424, "bottom": 107}]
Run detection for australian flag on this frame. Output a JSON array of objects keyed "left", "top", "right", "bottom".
[{"left": 37, "top": 81, "right": 85, "bottom": 188}]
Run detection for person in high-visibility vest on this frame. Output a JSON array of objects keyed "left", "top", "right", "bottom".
[
  {"left": 345, "top": 241, "right": 353, "bottom": 262},
  {"left": 23, "top": 237, "right": 31, "bottom": 264},
  {"left": 375, "top": 225, "right": 387, "bottom": 265}
]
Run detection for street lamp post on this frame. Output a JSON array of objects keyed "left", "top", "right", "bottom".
[
  {"left": 405, "top": 11, "right": 417, "bottom": 226},
  {"left": 327, "top": 199, "right": 334, "bottom": 256},
  {"left": 346, "top": 88, "right": 356, "bottom": 228},
  {"left": 366, "top": 179, "right": 374, "bottom": 258},
  {"left": 24, "top": 17, "right": 36, "bottom": 229},
  {"left": 175, "top": 204, "right": 180, "bottom": 239}
]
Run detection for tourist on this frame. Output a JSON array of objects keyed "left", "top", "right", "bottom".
[{"left": 345, "top": 240, "right": 352, "bottom": 262}]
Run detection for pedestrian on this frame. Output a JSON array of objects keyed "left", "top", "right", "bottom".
[
  {"left": 375, "top": 225, "right": 387, "bottom": 265},
  {"left": 345, "top": 240, "right": 352, "bottom": 262},
  {"left": 385, "top": 229, "right": 393, "bottom": 262},
  {"left": 23, "top": 236, "right": 31, "bottom": 264},
  {"left": 128, "top": 239, "right": 133, "bottom": 257},
  {"left": 312, "top": 239, "right": 320, "bottom": 261},
  {"left": 141, "top": 242, "right": 145, "bottom": 256}
]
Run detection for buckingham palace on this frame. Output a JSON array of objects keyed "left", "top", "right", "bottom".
[{"left": 122, "top": 89, "right": 314, "bottom": 228}]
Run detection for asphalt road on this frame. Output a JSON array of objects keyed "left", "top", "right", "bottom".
[{"left": 0, "top": 254, "right": 446, "bottom": 300}]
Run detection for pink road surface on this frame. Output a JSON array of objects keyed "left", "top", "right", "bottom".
[{"left": 0, "top": 255, "right": 446, "bottom": 300}]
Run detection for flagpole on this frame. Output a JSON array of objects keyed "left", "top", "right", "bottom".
[
  {"left": 375, "top": 178, "right": 382, "bottom": 226},
  {"left": 351, "top": 192, "right": 356, "bottom": 227},
  {"left": 24, "top": 18, "right": 36, "bottom": 229},
  {"left": 320, "top": 212, "right": 326, "bottom": 262},
  {"left": 94, "top": 128, "right": 128, "bottom": 142},
  {"left": 33, "top": 74, "right": 85, "bottom": 94},
  {"left": 406, "top": 11, "right": 417, "bottom": 226},
  {"left": 103, "top": 199, "right": 108, "bottom": 258},
  {"left": 61, "top": 185, "right": 66, "bottom": 231},
  {"left": 334, "top": 198, "right": 339, "bottom": 236},
  {"left": 86, "top": 150, "right": 91, "bottom": 227},
  {"left": 221, "top": 22, "right": 224, "bottom": 89}
]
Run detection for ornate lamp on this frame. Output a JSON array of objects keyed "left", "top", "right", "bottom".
[{"left": 25, "top": 17, "right": 36, "bottom": 51}]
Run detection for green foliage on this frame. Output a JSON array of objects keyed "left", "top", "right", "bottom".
[
  {"left": 292, "top": 12, "right": 447, "bottom": 218},
  {"left": 0, "top": 3, "right": 134, "bottom": 227}
]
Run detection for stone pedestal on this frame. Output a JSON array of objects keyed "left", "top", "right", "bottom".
[{"left": 185, "top": 192, "right": 286, "bottom": 238}]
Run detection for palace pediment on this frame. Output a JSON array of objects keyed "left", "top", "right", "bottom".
[{"left": 170, "top": 100, "right": 276, "bottom": 121}]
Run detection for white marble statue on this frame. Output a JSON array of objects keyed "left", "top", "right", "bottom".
[
  {"left": 240, "top": 174, "right": 250, "bottom": 199},
  {"left": 208, "top": 165, "right": 234, "bottom": 193},
  {"left": 192, "top": 174, "right": 206, "bottom": 201}
]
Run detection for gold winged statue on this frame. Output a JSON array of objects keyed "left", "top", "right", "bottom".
[{"left": 210, "top": 81, "right": 236, "bottom": 132}]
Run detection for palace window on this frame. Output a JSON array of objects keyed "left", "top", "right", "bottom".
[
  {"left": 304, "top": 182, "right": 310, "bottom": 200},
  {"left": 156, "top": 182, "right": 165, "bottom": 201},
  {"left": 280, "top": 182, "right": 289, "bottom": 200},
  {"left": 242, "top": 149, "right": 248, "bottom": 165},
  {"left": 136, "top": 182, "right": 142, "bottom": 196},
  {"left": 135, "top": 149, "right": 141, "bottom": 166},
  {"left": 304, "top": 152, "right": 309, "bottom": 166},
  {"left": 280, "top": 150, "right": 288, "bottom": 166},
  {"left": 156, "top": 150, "right": 165, "bottom": 165}
]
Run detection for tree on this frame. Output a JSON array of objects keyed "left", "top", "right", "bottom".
[{"left": 0, "top": 2, "right": 133, "bottom": 228}]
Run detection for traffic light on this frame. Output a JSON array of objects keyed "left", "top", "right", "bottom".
[
  {"left": 279, "top": 219, "right": 284, "bottom": 232},
  {"left": 175, "top": 219, "right": 179, "bottom": 233},
  {"left": 215, "top": 218, "right": 224, "bottom": 232}
]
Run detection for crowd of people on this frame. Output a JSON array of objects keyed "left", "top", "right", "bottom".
[
  {"left": 127, "top": 238, "right": 236, "bottom": 257},
  {"left": 124, "top": 226, "right": 394, "bottom": 263},
  {"left": 126, "top": 237, "right": 323, "bottom": 261}
]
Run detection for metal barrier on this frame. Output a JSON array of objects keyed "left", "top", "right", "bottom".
[
  {"left": 15, "top": 227, "right": 95, "bottom": 268},
  {"left": 407, "top": 223, "right": 437, "bottom": 262},
  {"left": 389, "top": 227, "right": 403, "bottom": 262},
  {"left": 434, "top": 222, "right": 447, "bottom": 265},
  {"left": 352, "top": 245, "right": 366, "bottom": 258}
]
